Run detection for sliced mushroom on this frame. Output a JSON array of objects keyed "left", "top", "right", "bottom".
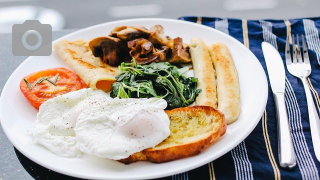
[
  {"left": 89, "top": 36, "right": 129, "bottom": 66},
  {"left": 152, "top": 46, "right": 170, "bottom": 62},
  {"left": 167, "top": 37, "right": 191, "bottom": 64},
  {"left": 111, "top": 26, "right": 150, "bottom": 41},
  {"left": 110, "top": 26, "right": 127, "bottom": 37},
  {"left": 128, "top": 38, "right": 169, "bottom": 64},
  {"left": 148, "top": 25, "right": 169, "bottom": 46},
  {"left": 90, "top": 25, "right": 190, "bottom": 66},
  {"left": 128, "top": 38, "right": 153, "bottom": 56},
  {"left": 111, "top": 25, "right": 170, "bottom": 46}
]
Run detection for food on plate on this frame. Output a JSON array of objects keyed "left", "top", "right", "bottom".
[
  {"left": 75, "top": 95, "right": 170, "bottom": 160},
  {"left": 31, "top": 88, "right": 170, "bottom": 159},
  {"left": 54, "top": 40, "right": 119, "bottom": 92},
  {"left": 110, "top": 25, "right": 168, "bottom": 46},
  {"left": 20, "top": 67, "right": 87, "bottom": 110},
  {"left": 89, "top": 25, "right": 191, "bottom": 66},
  {"left": 31, "top": 88, "right": 106, "bottom": 157},
  {"left": 89, "top": 36, "right": 130, "bottom": 66},
  {"left": 110, "top": 61, "right": 201, "bottom": 109},
  {"left": 189, "top": 38, "right": 218, "bottom": 108},
  {"left": 208, "top": 43, "right": 240, "bottom": 124},
  {"left": 166, "top": 37, "right": 191, "bottom": 64},
  {"left": 25, "top": 24, "right": 240, "bottom": 164},
  {"left": 119, "top": 106, "right": 227, "bottom": 164},
  {"left": 127, "top": 38, "right": 170, "bottom": 65}
]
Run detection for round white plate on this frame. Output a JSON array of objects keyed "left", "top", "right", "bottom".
[{"left": 0, "top": 18, "right": 268, "bottom": 179}]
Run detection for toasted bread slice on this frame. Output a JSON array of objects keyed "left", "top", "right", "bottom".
[{"left": 119, "top": 106, "right": 226, "bottom": 164}]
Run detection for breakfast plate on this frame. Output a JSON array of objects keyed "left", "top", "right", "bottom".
[{"left": 0, "top": 18, "right": 268, "bottom": 179}]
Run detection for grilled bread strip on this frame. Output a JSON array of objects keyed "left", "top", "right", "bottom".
[
  {"left": 119, "top": 106, "right": 226, "bottom": 164},
  {"left": 189, "top": 38, "right": 218, "bottom": 108},
  {"left": 54, "top": 40, "right": 120, "bottom": 92},
  {"left": 208, "top": 43, "right": 240, "bottom": 124}
]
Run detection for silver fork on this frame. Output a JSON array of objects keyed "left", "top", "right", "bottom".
[{"left": 286, "top": 34, "right": 320, "bottom": 162}]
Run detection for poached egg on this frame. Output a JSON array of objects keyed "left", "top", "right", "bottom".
[{"left": 31, "top": 88, "right": 170, "bottom": 160}]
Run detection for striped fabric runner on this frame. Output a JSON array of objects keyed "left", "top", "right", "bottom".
[{"left": 161, "top": 17, "right": 320, "bottom": 180}]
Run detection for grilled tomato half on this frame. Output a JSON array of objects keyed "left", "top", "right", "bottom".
[{"left": 20, "top": 67, "right": 87, "bottom": 110}]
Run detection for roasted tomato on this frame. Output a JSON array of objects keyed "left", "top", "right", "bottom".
[{"left": 20, "top": 67, "right": 87, "bottom": 110}]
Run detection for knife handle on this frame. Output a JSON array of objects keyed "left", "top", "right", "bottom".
[{"left": 273, "top": 92, "right": 296, "bottom": 168}]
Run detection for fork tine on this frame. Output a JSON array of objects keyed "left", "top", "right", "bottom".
[
  {"left": 296, "top": 34, "right": 303, "bottom": 64},
  {"left": 285, "top": 35, "right": 292, "bottom": 65},
  {"left": 292, "top": 34, "right": 298, "bottom": 64},
  {"left": 302, "top": 34, "right": 310, "bottom": 64}
]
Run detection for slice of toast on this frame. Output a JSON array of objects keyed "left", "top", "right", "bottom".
[{"left": 119, "top": 106, "right": 227, "bottom": 164}]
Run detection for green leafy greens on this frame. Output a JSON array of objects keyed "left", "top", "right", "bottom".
[{"left": 110, "top": 60, "right": 201, "bottom": 109}]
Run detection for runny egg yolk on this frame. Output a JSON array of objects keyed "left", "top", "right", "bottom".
[{"left": 119, "top": 110, "right": 162, "bottom": 138}]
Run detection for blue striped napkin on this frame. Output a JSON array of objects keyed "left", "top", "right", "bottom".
[{"left": 161, "top": 16, "right": 320, "bottom": 180}]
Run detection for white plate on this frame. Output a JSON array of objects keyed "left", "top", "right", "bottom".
[{"left": 0, "top": 18, "right": 268, "bottom": 179}]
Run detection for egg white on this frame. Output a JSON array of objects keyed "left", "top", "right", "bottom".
[
  {"left": 74, "top": 97, "right": 170, "bottom": 160},
  {"left": 31, "top": 88, "right": 170, "bottom": 160}
]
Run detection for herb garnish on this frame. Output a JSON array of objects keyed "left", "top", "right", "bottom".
[
  {"left": 110, "top": 60, "right": 201, "bottom": 109},
  {"left": 24, "top": 73, "right": 60, "bottom": 90},
  {"left": 24, "top": 79, "right": 33, "bottom": 90},
  {"left": 46, "top": 73, "right": 60, "bottom": 86}
]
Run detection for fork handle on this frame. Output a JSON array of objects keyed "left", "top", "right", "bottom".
[
  {"left": 273, "top": 92, "right": 297, "bottom": 168},
  {"left": 301, "top": 78, "right": 320, "bottom": 162}
]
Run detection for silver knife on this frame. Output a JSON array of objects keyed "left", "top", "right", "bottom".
[{"left": 261, "top": 42, "right": 296, "bottom": 168}]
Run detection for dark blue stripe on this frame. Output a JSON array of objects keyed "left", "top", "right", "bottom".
[{"left": 213, "top": 151, "right": 237, "bottom": 179}]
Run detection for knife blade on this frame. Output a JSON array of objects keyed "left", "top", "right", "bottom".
[{"left": 261, "top": 42, "right": 296, "bottom": 168}]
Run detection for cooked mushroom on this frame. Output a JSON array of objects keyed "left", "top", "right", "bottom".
[
  {"left": 109, "top": 26, "right": 127, "bottom": 36},
  {"left": 128, "top": 38, "right": 153, "bottom": 55},
  {"left": 110, "top": 26, "right": 150, "bottom": 41},
  {"left": 128, "top": 38, "right": 169, "bottom": 64},
  {"left": 89, "top": 36, "right": 129, "bottom": 66},
  {"left": 110, "top": 25, "right": 170, "bottom": 47},
  {"left": 151, "top": 46, "right": 170, "bottom": 62},
  {"left": 90, "top": 25, "right": 190, "bottom": 66},
  {"left": 167, "top": 37, "right": 191, "bottom": 63},
  {"left": 148, "top": 25, "right": 169, "bottom": 46}
]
